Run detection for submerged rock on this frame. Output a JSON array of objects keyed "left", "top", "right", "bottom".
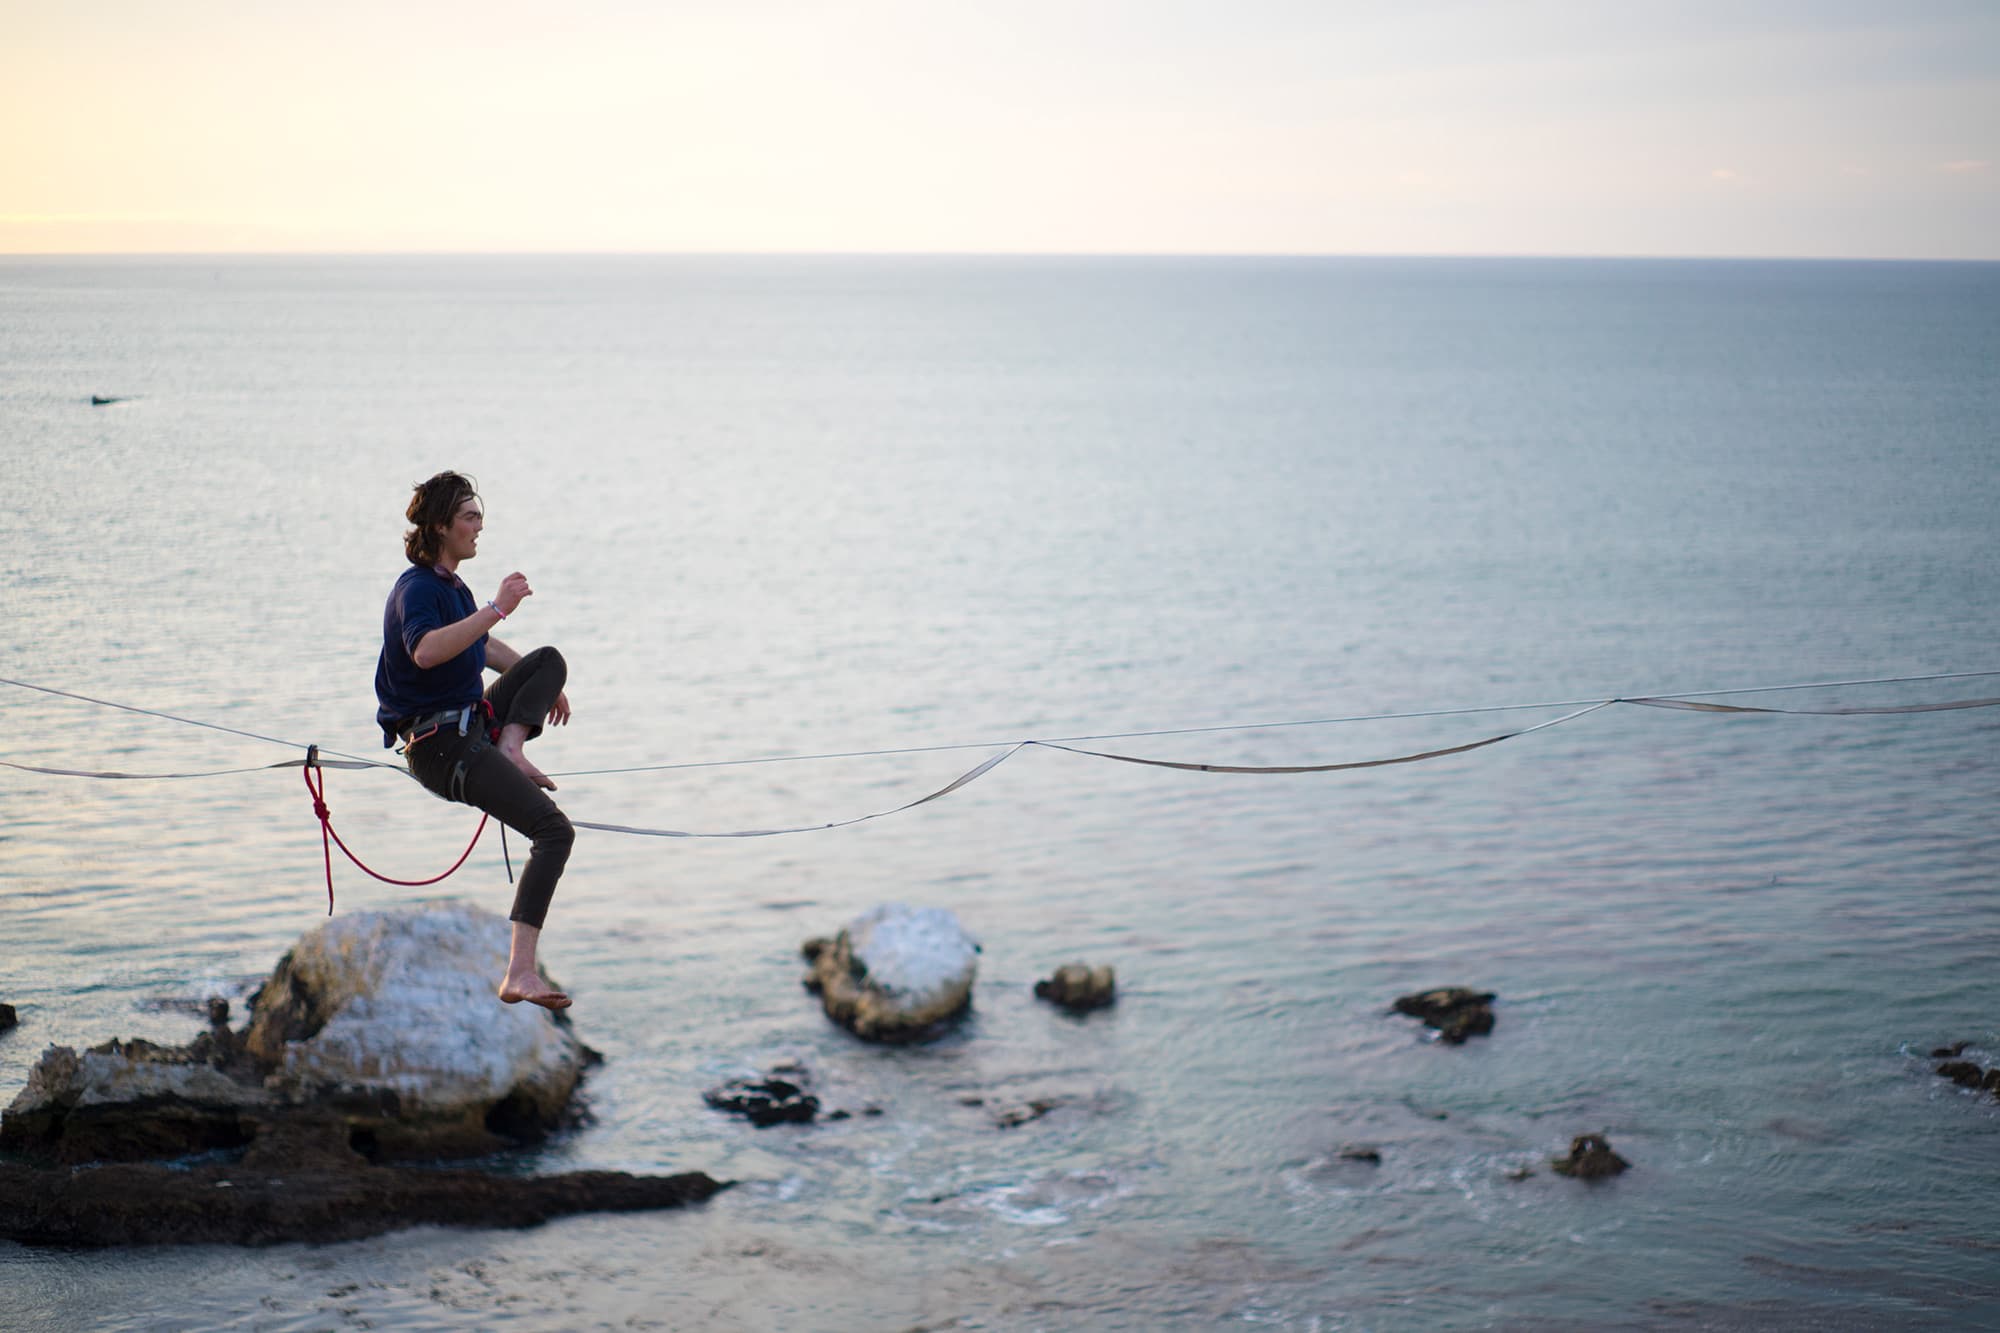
[
  {"left": 1551, "top": 1133, "right": 1630, "bottom": 1180},
  {"left": 1034, "top": 963, "right": 1116, "bottom": 1012},
  {"left": 0, "top": 1004, "right": 17, "bottom": 1033},
  {"left": 1392, "top": 988, "right": 1496, "bottom": 1044},
  {"left": 2, "top": 903, "right": 594, "bottom": 1165},
  {"left": 993, "top": 1097, "right": 1068, "bottom": 1129},
  {"left": 801, "top": 904, "right": 978, "bottom": 1042}
]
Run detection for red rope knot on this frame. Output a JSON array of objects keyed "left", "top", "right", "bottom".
[{"left": 300, "top": 742, "right": 487, "bottom": 917}]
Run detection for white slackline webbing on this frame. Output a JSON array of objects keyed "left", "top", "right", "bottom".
[{"left": 3, "top": 674, "right": 1996, "bottom": 840}]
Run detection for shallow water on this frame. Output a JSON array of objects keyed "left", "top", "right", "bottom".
[{"left": 2, "top": 255, "right": 1998, "bottom": 1330}]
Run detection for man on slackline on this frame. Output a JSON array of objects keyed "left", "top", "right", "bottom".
[{"left": 373, "top": 471, "right": 576, "bottom": 1010}]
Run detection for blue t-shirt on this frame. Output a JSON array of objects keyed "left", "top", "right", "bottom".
[{"left": 374, "top": 563, "right": 487, "bottom": 745}]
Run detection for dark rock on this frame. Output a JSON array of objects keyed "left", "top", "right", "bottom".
[
  {"left": 0, "top": 1004, "right": 16, "bottom": 1033},
  {"left": 89, "top": 395, "right": 127, "bottom": 406},
  {"left": 1336, "top": 1145, "right": 1382, "bottom": 1164},
  {"left": 239, "top": 1115, "right": 367, "bottom": 1172},
  {"left": 994, "top": 1098, "right": 1066, "bottom": 1129},
  {"left": 1392, "top": 988, "right": 1496, "bottom": 1044},
  {"left": 1931, "top": 1059, "right": 2000, "bottom": 1097},
  {"left": 1034, "top": 963, "right": 1116, "bottom": 1012},
  {"left": 1551, "top": 1134, "right": 1630, "bottom": 1180},
  {"left": 703, "top": 1077, "right": 819, "bottom": 1127},
  {"left": 0, "top": 1157, "right": 729, "bottom": 1248},
  {"left": 986, "top": 1089, "right": 1121, "bottom": 1130},
  {"left": 1931, "top": 1042, "right": 1969, "bottom": 1059},
  {"left": 1936, "top": 1060, "right": 1988, "bottom": 1090}
]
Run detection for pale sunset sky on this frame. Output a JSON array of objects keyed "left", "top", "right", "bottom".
[{"left": 3, "top": 0, "right": 1995, "bottom": 258}]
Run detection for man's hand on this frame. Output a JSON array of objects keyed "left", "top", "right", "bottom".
[
  {"left": 494, "top": 572, "right": 533, "bottom": 616},
  {"left": 548, "top": 691, "right": 572, "bottom": 726}
]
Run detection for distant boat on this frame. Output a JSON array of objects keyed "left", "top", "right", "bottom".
[{"left": 90, "top": 395, "right": 127, "bottom": 406}]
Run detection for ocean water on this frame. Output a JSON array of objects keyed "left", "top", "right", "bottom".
[{"left": 1, "top": 254, "right": 1997, "bottom": 1331}]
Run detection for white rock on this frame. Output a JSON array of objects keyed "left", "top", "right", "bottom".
[
  {"left": 1, "top": 902, "right": 592, "bottom": 1163},
  {"left": 806, "top": 904, "right": 978, "bottom": 1041},
  {"left": 247, "top": 902, "right": 586, "bottom": 1130}
]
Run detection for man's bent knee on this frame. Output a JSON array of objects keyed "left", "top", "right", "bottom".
[{"left": 532, "top": 809, "right": 574, "bottom": 855}]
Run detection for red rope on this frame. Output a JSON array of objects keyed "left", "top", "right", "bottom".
[{"left": 303, "top": 749, "right": 488, "bottom": 915}]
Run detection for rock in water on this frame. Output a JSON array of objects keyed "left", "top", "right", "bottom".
[
  {"left": 0, "top": 1004, "right": 17, "bottom": 1033},
  {"left": 1034, "top": 963, "right": 1116, "bottom": 1012},
  {"left": 1934, "top": 1058, "right": 2000, "bottom": 1096},
  {"left": 0, "top": 1157, "right": 729, "bottom": 1247},
  {"left": 801, "top": 904, "right": 978, "bottom": 1042},
  {"left": 1551, "top": 1133, "right": 1630, "bottom": 1179},
  {"left": 240, "top": 902, "right": 592, "bottom": 1155},
  {"left": 0, "top": 903, "right": 733, "bottom": 1246},
  {"left": 1392, "top": 988, "right": 1496, "bottom": 1044},
  {"left": 3, "top": 902, "right": 593, "bottom": 1163},
  {"left": 704, "top": 1076, "right": 820, "bottom": 1127}
]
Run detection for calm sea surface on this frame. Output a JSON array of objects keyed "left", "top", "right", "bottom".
[{"left": 2, "top": 255, "right": 1998, "bottom": 1330}]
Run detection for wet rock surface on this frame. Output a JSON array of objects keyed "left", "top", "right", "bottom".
[
  {"left": 801, "top": 904, "right": 978, "bottom": 1042},
  {"left": 0, "top": 1004, "right": 17, "bottom": 1033},
  {"left": 704, "top": 1075, "right": 821, "bottom": 1127},
  {"left": 1034, "top": 963, "right": 1116, "bottom": 1013},
  {"left": 1392, "top": 988, "right": 1496, "bottom": 1044},
  {"left": 1551, "top": 1133, "right": 1630, "bottom": 1179},
  {"left": 0, "top": 1156, "right": 728, "bottom": 1247},
  {"left": 1934, "top": 1057, "right": 2000, "bottom": 1096}
]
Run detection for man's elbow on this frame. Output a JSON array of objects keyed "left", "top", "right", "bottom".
[{"left": 411, "top": 639, "right": 441, "bottom": 670}]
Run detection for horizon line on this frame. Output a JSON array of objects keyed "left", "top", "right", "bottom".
[{"left": 2, "top": 248, "right": 1997, "bottom": 264}]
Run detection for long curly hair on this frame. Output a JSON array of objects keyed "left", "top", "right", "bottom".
[{"left": 403, "top": 471, "right": 480, "bottom": 566}]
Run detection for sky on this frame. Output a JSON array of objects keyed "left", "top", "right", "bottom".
[{"left": 2, "top": 0, "right": 1996, "bottom": 258}]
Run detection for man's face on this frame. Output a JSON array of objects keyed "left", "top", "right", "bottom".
[{"left": 438, "top": 497, "right": 483, "bottom": 564}]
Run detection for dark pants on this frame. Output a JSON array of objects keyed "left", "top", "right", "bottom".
[{"left": 406, "top": 647, "right": 573, "bottom": 929}]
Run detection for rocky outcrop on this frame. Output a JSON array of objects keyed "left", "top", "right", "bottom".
[
  {"left": 1392, "top": 988, "right": 1496, "bottom": 1044},
  {"left": 0, "top": 903, "right": 730, "bottom": 1246},
  {"left": 0, "top": 1003, "right": 17, "bottom": 1033},
  {"left": 2, "top": 903, "right": 595, "bottom": 1164},
  {"left": 1034, "top": 963, "right": 1115, "bottom": 1012},
  {"left": 1551, "top": 1133, "right": 1629, "bottom": 1179},
  {"left": 0, "top": 1154, "right": 727, "bottom": 1247},
  {"left": 801, "top": 904, "right": 978, "bottom": 1042}
]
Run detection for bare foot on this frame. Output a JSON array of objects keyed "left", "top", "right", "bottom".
[
  {"left": 498, "top": 742, "right": 557, "bottom": 791},
  {"left": 499, "top": 977, "right": 572, "bottom": 1010}
]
